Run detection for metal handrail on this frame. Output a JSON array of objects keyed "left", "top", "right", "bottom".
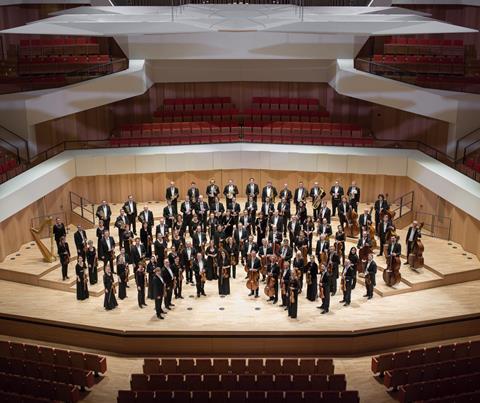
[
  {"left": 414, "top": 211, "right": 452, "bottom": 241},
  {"left": 0, "top": 123, "right": 29, "bottom": 162},
  {"left": 70, "top": 191, "right": 95, "bottom": 225},
  {"left": 391, "top": 190, "right": 414, "bottom": 221}
]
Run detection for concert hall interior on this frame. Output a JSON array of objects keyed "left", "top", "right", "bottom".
[{"left": 1, "top": 1, "right": 480, "bottom": 403}]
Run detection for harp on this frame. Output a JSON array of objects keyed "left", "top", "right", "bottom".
[{"left": 30, "top": 216, "right": 56, "bottom": 263}]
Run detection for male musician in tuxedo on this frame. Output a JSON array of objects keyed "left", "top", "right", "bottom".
[
  {"left": 246, "top": 250, "right": 262, "bottom": 297},
  {"left": 357, "top": 230, "right": 371, "bottom": 249},
  {"left": 154, "top": 233, "right": 167, "bottom": 265},
  {"left": 172, "top": 255, "right": 183, "bottom": 300},
  {"left": 318, "top": 218, "right": 332, "bottom": 239},
  {"left": 192, "top": 253, "right": 207, "bottom": 297},
  {"left": 405, "top": 221, "right": 422, "bottom": 264},
  {"left": 130, "top": 237, "right": 146, "bottom": 273},
  {"left": 340, "top": 259, "right": 355, "bottom": 306},
  {"left": 115, "top": 208, "right": 130, "bottom": 243},
  {"left": 277, "top": 197, "right": 290, "bottom": 237},
  {"left": 246, "top": 177, "right": 259, "bottom": 203},
  {"left": 280, "top": 261, "right": 291, "bottom": 308},
  {"left": 138, "top": 206, "right": 154, "bottom": 231},
  {"left": 187, "top": 181, "right": 200, "bottom": 204},
  {"left": 163, "top": 200, "right": 176, "bottom": 230},
  {"left": 262, "top": 181, "right": 277, "bottom": 203},
  {"left": 338, "top": 196, "right": 351, "bottom": 230},
  {"left": 152, "top": 267, "right": 165, "bottom": 319},
  {"left": 155, "top": 217, "right": 169, "bottom": 241},
  {"left": 57, "top": 236, "right": 71, "bottom": 281},
  {"left": 319, "top": 200, "right": 331, "bottom": 224},
  {"left": 387, "top": 235, "right": 401, "bottom": 260},
  {"left": 233, "top": 223, "right": 248, "bottom": 250},
  {"left": 99, "top": 230, "right": 116, "bottom": 272},
  {"left": 279, "top": 183, "right": 292, "bottom": 204},
  {"left": 210, "top": 196, "right": 225, "bottom": 218},
  {"left": 239, "top": 210, "right": 253, "bottom": 235},
  {"left": 315, "top": 234, "right": 330, "bottom": 261},
  {"left": 242, "top": 235, "right": 258, "bottom": 265},
  {"left": 293, "top": 182, "right": 307, "bottom": 207},
  {"left": 229, "top": 197, "right": 241, "bottom": 226},
  {"left": 123, "top": 195, "right": 138, "bottom": 235},
  {"left": 327, "top": 245, "right": 340, "bottom": 296},
  {"left": 287, "top": 216, "right": 301, "bottom": 248},
  {"left": 358, "top": 208, "right": 372, "bottom": 231},
  {"left": 223, "top": 179, "right": 239, "bottom": 210},
  {"left": 180, "top": 196, "right": 194, "bottom": 229},
  {"left": 244, "top": 196, "right": 257, "bottom": 226},
  {"left": 192, "top": 226, "right": 207, "bottom": 252},
  {"left": 378, "top": 215, "right": 392, "bottom": 256},
  {"left": 310, "top": 181, "right": 325, "bottom": 221},
  {"left": 261, "top": 197, "right": 275, "bottom": 218},
  {"left": 206, "top": 178, "right": 220, "bottom": 207},
  {"left": 347, "top": 181, "right": 361, "bottom": 212},
  {"left": 162, "top": 259, "right": 175, "bottom": 310},
  {"left": 96, "top": 200, "right": 112, "bottom": 229},
  {"left": 278, "top": 239, "right": 293, "bottom": 263},
  {"left": 329, "top": 181, "right": 344, "bottom": 217},
  {"left": 53, "top": 217, "right": 66, "bottom": 246},
  {"left": 195, "top": 195, "right": 209, "bottom": 229},
  {"left": 181, "top": 241, "right": 196, "bottom": 284},
  {"left": 319, "top": 264, "right": 330, "bottom": 314},
  {"left": 269, "top": 224, "right": 283, "bottom": 247},
  {"left": 135, "top": 262, "right": 147, "bottom": 308},
  {"left": 73, "top": 224, "right": 87, "bottom": 260},
  {"left": 269, "top": 211, "right": 283, "bottom": 233},
  {"left": 374, "top": 194, "right": 390, "bottom": 232},
  {"left": 166, "top": 181, "right": 179, "bottom": 211},
  {"left": 364, "top": 253, "right": 377, "bottom": 299}
]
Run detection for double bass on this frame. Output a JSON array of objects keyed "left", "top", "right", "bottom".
[
  {"left": 367, "top": 207, "right": 377, "bottom": 248},
  {"left": 357, "top": 244, "right": 372, "bottom": 274},
  {"left": 245, "top": 261, "right": 260, "bottom": 291},
  {"left": 408, "top": 222, "right": 424, "bottom": 269},
  {"left": 346, "top": 208, "right": 360, "bottom": 238},
  {"left": 380, "top": 193, "right": 396, "bottom": 221},
  {"left": 383, "top": 253, "right": 401, "bottom": 286}
]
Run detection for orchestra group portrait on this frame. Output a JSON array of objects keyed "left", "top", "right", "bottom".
[{"left": 55, "top": 178, "right": 424, "bottom": 319}]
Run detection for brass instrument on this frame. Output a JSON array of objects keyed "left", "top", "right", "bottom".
[
  {"left": 312, "top": 187, "right": 326, "bottom": 209},
  {"left": 98, "top": 209, "right": 106, "bottom": 221},
  {"left": 125, "top": 204, "right": 132, "bottom": 215},
  {"left": 30, "top": 216, "right": 56, "bottom": 263},
  {"left": 200, "top": 270, "right": 207, "bottom": 283},
  {"left": 227, "top": 190, "right": 234, "bottom": 199}
]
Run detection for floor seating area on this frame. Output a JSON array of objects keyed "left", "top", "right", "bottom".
[
  {"left": 117, "top": 357, "right": 359, "bottom": 403},
  {"left": 0, "top": 340, "right": 107, "bottom": 403},
  {"left": 372, "top": 339, "right": 480, "bottom": 403}
]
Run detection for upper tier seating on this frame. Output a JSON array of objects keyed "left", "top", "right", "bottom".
[
  {"left": 384, "top": 37, "right": 465, "bottom": 56},
  {"left": 0, "top": 149, "right": 21, "bottom": 184},
  {"left": 251, "top": 97, "right": 320, "bottom": 110},
  {"left": 371, "top": 54, "right": 465, "bottom": 75},
  {"left": 18, "top": 55, "right": 112, "bottom": 75},
  {"left": 18, "top": 37, "right": 100, "bottom": 56},
  {"left": 162, "top": 97, "right": 233, "bottom": 110}
]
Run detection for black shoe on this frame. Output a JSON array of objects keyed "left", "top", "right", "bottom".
[
  {"left": 403, "top": 262, "right": 409, "bottom": 265},
  {"left": 197, "top": 294, "right": 200, "bottom": 297},
  {"left": 344, "top": 303, "right": 350, "bottom": 306},
  {"left": 248, "top": 292, "right": 253, "bottom": 296},
  {"left": 160, "top": 310, "right": 167, "bottom": 314},
  {"left": 166, "top": 307, "right": 172, "bottom": 310},
  {"left": 157, "top": 315, "right": 164, "bottom": 320},
  {"left": 255, "top": 295, "right": 259, "bottom": 298},
  {"left": 273, "top": 300, "right": 277, "bottom": 304},
  {"left": 284, "top": 307, "right": 288, "bottom": 311},
  {"left": 202, "top": 292, "right": 206, "bottom": 296},
  {"left": 179, "top": 296, "right": 184, "bottom": 299},
  {"left": 143, "top": 303, "right": 148, "bottom": 306},
  {"left": 66, "top": 276, "right": 70, "bottom": 279},
  {"left": 139, "top": 305, "right": 143, "bottom": 309},
  {"left": 126, "top": 285, "right": 130, "bottom": 288},
  {"left": 321, "top": 310, "right": 328, "bottom": 314},
  {"left": 363, "top": 294, "right": 368, "bottom": 297},
  {"left": 170, "top": 303, "right": 175, "bottom": 306},
  {"left": 339, "top": 300, "right": 345, "bottom": 303},
  {"left": 377, "top": 254, "right": 382, "bottom": 257},
  {"left": 368, "top": 296, "right": 372, "bottom": 300}
]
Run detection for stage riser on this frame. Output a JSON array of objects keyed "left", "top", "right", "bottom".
[{"left": 1, "top": 315, "right": 480, "bottom": 357}]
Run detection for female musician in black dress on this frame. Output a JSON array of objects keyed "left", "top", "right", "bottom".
[
  {"left": 86, "top": 240, "right": 98, "bottom": 285},
  {"left": 306, "top": 255, "right": 318, "bottom": 302},
  {"left": 255, "top": 211, "right": 266, "bottom": 246},
  {"left": 303, "top": 216, "right": 315, "bottom": 255},
  {"left": 348, "top": 246, "right": 359, "bottom": 289},
  {"left": 288, "top": 270, "right": 300, "bottom": 319},
  {"left": 174, "top": 214, "right": 186, "bottom": 238},
  {"left": 140, "top": 221, "right": 152, "bottom": 258},
  {"left": 75, "top": 256, "right": 89, "bottom": 301},
  {"left": 116, "top": 251, "right": 128, "bottom": 300},
  {"left": 96, "top": 220, "right": 105, "bottom": 254},
  {"left": 171, "top": 229, "right": 185, "bottom": 256},
  {"left": 218, "top": 249, "right": 231, "bottom": 296},
  {"left": 206, "top": 240, "right": 218, "bottom": 281},
  {"left": 224, "top": 237, "right": 238, "bottom": 279},
  {"left": 103, "top": 263, "right": 118, "bottom": 311},
  {"left": 146, "top": 256, "right": 157, "bottom": 300},
  {"left": 335, "top": 225, "right": 346, "bottom": 266}
]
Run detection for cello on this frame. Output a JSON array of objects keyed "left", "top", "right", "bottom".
[
  {"left": 408, "top": 222, "right": 425, "bottom": 269},
  {"left": 383, "top": 251, "right": 401, "bottom": 286},
  {"left": 245, "top": 260, "right": 260, "bottom": 291},
  {"left": 358, "top": 244, "right": 372, "bottom": 274}
]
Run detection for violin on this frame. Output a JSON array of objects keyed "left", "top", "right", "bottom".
[
  {"left": 408, "top": 222, "right": 424, "bottom": 269},
  {"left": 383, "top": 248, "right": 401, "bottom": 286}
]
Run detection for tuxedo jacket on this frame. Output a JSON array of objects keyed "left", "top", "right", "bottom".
[
  {"left": 138, "top": 210, "right": 154, "bottom": 227},
  {"left": 319, "top": 207, "right": 331, "bottom": 223},
  {"left": 386, "top": 242, "right": 402, "bottom": 256},
  {"left": 406, "top": 227, "right": 422, "bottom": 243},
  {"left": 287, "top": 221, "right": 301, "bottom": 238},
  {"left": 358, "top": 214, "right": 372, "bottom": 227},
  {"left": 293, "top": 188, "right": 307, "bottom": 203},
  {"left": 242, "top": 241, "right": 258, "bottom": 258},
  {"left": 123, "top": 201, "right": 138, "bottom": 216},
  {"left": 278, "top": 245, "right": 293, "bottom": 261},
  {"left": 115, "top": 215, "right": 130, "bottom": 230},
  {"left": 277, "top": 201, "right": 291, "bottom": 218},
  {"left": 269, "top": 215, "right": 283, "bottom": 232},
  {"left": 209, "top": 202, "right": 225, "bottom": 214},
  {"left": 260, "top": 202, "right": 275, "bottom": 216},
  {"left": 261, "top": 186, "right": 278, "bottom": 202},
  {"left": 245, "top": 183, "right": 259, "bottom": 198},
  {"left": 318, "top": 224, "right": 332, "bottom": 237},
  {"left": 206, "top": 184, "right": 220, "bottom": 198},
  {"left": 347, "top": 186, "right": 361, "bottom": 203},
  {"left": 233, "top": 228, "right": 248, "bottom": 244},
  {"left": 223, "top": 185, "right": 239, "bottom": 197},
  {"left": 329, "top": 186, "right": 344, "bottom": 200},
  {"left": 365, "top": 260, "right": 377, "bottom": 285},
  {"left": 163, "top": 205, "right": 177, "bottom": 219},
  {"left": 279, "top": 189, "right": 292, "bottom": 202},
  {"left": 187, "top": 187, "right": 200, "bottom": 201},
  {"left": 315, "top": 240, "right": 330, "bottom": 255},
  {"left": 155, "top": 223, "right": 169, "bottom": 238},
  {"left": 99, "top": 236, "right": 115, "bottom": 259},
  {"left": 96, "top": 205, "right": 112, "bottom": 221},
  {"left": 166, "top": 187, "right": 179, "bottom": 201},
  {"left": 246, "top": 257, "right": 261, "bottom": 271},
  {"left": 74, "top": 230, "right": 87, "bottom": 250},
  {"left": 130, "top": 244, "right": 146, "bottom": 265},
  {"left": 338, "top": 202, "right": 351, "bottom": 217},
  {"left": 192, "top": 232, "right": 207, "bottom": 249}
]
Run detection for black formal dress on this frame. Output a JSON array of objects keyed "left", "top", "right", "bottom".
[
  {"left": 288, "top": 278, "right": 300, "bottom": 319},
  {"left": 75, "top": 263, "right": 89, "bottom": 301},
  {"left": 306, "top": 262, "right": 318, "bottom": 301},
  {"left": 206, "top": 246, "right": 217, "bottom": 281},
  {"left": 135, "top": 269, "right": 147, "bottom": 308},
  {"left": 218, "top": 256, "right": 231, "bottom": 296},
  {"left": 103, "top": 272, "right": 118, "bottom": 310},
  {"left": 319, "top": 270, "right": 330, "bottom": 312},
  {"left": 117, "top": 262, "right": 128, "bottom": 300},
  {"left": 86, "top": 247, "right": 98, "bottom": 285}
]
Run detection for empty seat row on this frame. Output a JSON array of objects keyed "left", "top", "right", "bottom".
[
  {"left": 0, "top": 372, "right": 80, "bottom": 403},
  {"left": 243, "top": 121, "right": 362, "bottom": 136},
  {"left": 251, "top": 97, "right": 320, "bottom": 110},
  {"left": 0, "top": 340, "right": 107, "bottom": 375},
  {"left": 119, "top": 122, "right": 241, "bottom": 137},
  {"left": 0, "top": 390, "right": 53, "bottom": 403},
  {"left": 243, "top": 108, "right": 330, "bottom": 121},
  {"left": 118, "top": 389, "right": 359, "bottom": 403},
  {"left": 0, "top": 356, "right": 95, "bottom": 389},
  {"left": 384, "top": 355, "right": 480, "bottom": 390},
  {"left": 18, "top": 55, "right": 110, "bottom": 64},
  {"left": 143, "top": 358, "right": 334, "bottom": 375},
  {"left": 371, "top": 340, "right": 480, "bottom": 375},
  {"left": 131, "top": 373, "right": 345, "bottom": 391},
  {"left": 398, "top": 372, "right": 480, "bottom": 403},
  {"left": 163, "top": 97, "right": 232, "bottom": 107},
  {"left": 465, "top": 157, "right": 480, "bottom": 173},
  {"left": 371, "top": 54, "right": 464, "bottom": 75},
  {"left": 19, "top": 37, "right": 98, "bottom": 48},
  {"left": 384, "top": 37, "right": 464, "bottom": 56},
  {"left": 153, "top": 108, "right": 240, "bottom": 121},
  {"left": 110, "top": 133, "right": 240, "bottom": 147},
  {"left": 243, "top": 133, "right": 373, "bottom": 147},
  {"left": 422, "top": 390, "right": 480, "bottom": 403}
]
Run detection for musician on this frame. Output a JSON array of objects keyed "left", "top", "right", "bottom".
[
  {"left": 358, "top": 208, "right": 372, "bottom": 232},
  {"left": 387, "top": 235, "right": 401, "bottom": 259},
  {"left": 327, "top": 245, "right": 340, "bottom": 296},
  {"left": 347, "top": 181, "right": 361, "bottom": 212},
  {"left": 255, "top": 211, "right": 267, "bottom": 246},
  {"left": 192, "top": 253, "right": 207, "bottom": 298},
  {"left": 222, "top": 210, "right": 234, "bottom": 239},
  {"left": 280, "top": 261, "right": 291, "bottom": 308},
  {"left": 287, "top": 216, "right": 301, "bottom": 248},
  {"left": 86, "top": 240, "right": 98, "bottom": 285},
  {"left": 152, "top": 266, "right": 165, "bottom": 319},
  {"left": 318, "top": 218, "right": 333, "bottom": 239},
  {"left": 192, "top": 226, "right": 207, "bottom": 253},
  {"left": 262, "top": 181, "right": 277, "bottom": 203},
  {"left": 288, "top": 270, "right": 300, "bottom": 319},
  {"left": 340, "top": 259, "right": 354, "bottom": 306},
  {"left": 319, "top": 264, "right": 330, "bottom": 314},
  {"left": 75, "top": 256, "right": 89, "bottom": 301},
  {"left": 130, "top": 237, "right": 145, "bottom": 272},
  {"left": 406, "top": 221, "right": 422, "bottom": 264},
  {"left": 189, "top": 214, "right": 202, "bottom": 240},
  {"left": 310, "top": 182, "right": 325, "bottom": 221},
  {"left": 269, "top": 224, "right": 283, "bottom": 249},
  {"left": 277, "top": 197, "right": 290, "bottom": 236},
  {"left": 99, "top": 231, "right": 115, "bottom": 273},
  {"left": 123, "top": 195, "right": 138, "bottom": 235},
  {"left": 96, "top": 201, "right": 112, "bottom": 229},
  {"left": 174, "top": 214, "right": 186, "bottom": 239},
  {"left": 315, "top": 234, "right": 330, "bottom": 262},
  {"left": 279, "top": 239, "right": 293, "bottom": 262},
  {"left": 205, "top": 240, "right": 218, "bottom": 281},
  {"left": 168, "top": 243, "right": 181, "bottom": 268},
  {"left": 163, "top": 200, "right": 176, "bottom": 230},
  {"left": 293, "top": 182, "right": 307, "bottom": 206},
  {"left": 292, "top": 250, "right": 305, "bottom": 291},
  {"left": 296, "top": 201, "right": 308, "bottom": 223},
  {"left": 180, "top": 196, "right": 194, "bottom": 228},
  {"left": 338, "top": 196, "right": 351, "bottom": 230},
  {"left": 162, "top": 259, "right": 175, "bottom": 310},
  {"left": 229, "top": 197, "right": 241, "bottom": 226},
  {"left": 279, "top": 183, "right": 293, "bottom": 204},
  {"left": 213, "top": 224, "right": 226, "bottom": 251},
  {"left": 73, "top": 224, "right": 87, "bottom": 260},
  {"left": 259, "top": 197, "right": 273, "bottom": 219},
  {"left": 357, "top": 230, "right": 371, "bottom": 249},
  {"left": 155, "top": 218, "right": 168, "bottom": 242},
  {"left": 166, "top": 181, "right": 179, "bottom": 211},
  {"left": 138, "top": 206, "right": 154, "bottom": 231},
  {"left": 329, "top": 181, "right": 344, "bottom": 217},
  {"left": 116, "top": 250, "right": 128, "bottom": 300},
  {"left": 172, "top": 255, "right": 183, "bottom": 299},
  {"left": 53, "top": 217, "right": 66, "bottom": 246},
  {"left": 223, "top": 179, "right": 238, "bottom": 209},
  {"left": 378, "top": 215, "right": 393, "bottom": 256},
  {"left": 335, "top": 225, "right": 346, "bottom": 265},
  {"left": 364, "top": 253, "right": 377, "bottom": 300},
  {"left": 115, "top": 209, "right": 129, "bottom": 244},
  {"left": 195, "top": 195, "right": 209, "bottom": 229},
  {"left": 224, "top": 237, "right": 239, "bottom": 279},
  {"left": 244, "top": 196, "right": 257, "bottom": 227},
  {"left": 153, "top": 234, "right": 166, "bottom": 265},
  {"left": 122, "top": 228, "right": 134, "bottom": 263},
  {"left": 259, "top": 238, "right": 272, "bottom": 282},
  {"left": 211, "top": 196, "right": 225, "bottom": 218},
  {"left": 246, "top": 177, "right": 260, "bottom": 202},
  {"left": 303, "top": 216, "right": 315, "bottom": 254},
  {"left": 206, "top": 178, "right": 220, "bottom": 207},
  {"left": 348, "top": 247, "right": 359, "bottom": 289},
  {"left": 135, "top": 262, "right": 147, "bottom": 308},
  {"left": 187, "top": 181, "right": 200, "bottom": 203},
  {"left": 374, "top": 194, "right": 390, "bottom": 232},
  {"left": 319, "top": 200, "right": 331, "bottom": 224},
  {"left": 181, "top": 241, "right": 196, "bottom": 284},
  {"left": 103, "top": 263, "right": 118, "bottom": 311},
  {"left": 246, "top": 250, "right": 261, "bottom": 298},
  {"left": 233, "top": 223, "right": 248, "bottom": 259},
  {"left": 140, "top": 221, "right": 152, "bottom": 259},
  {"left": 218, "top": 249, "right": 231, "bottom": 296},
  {"left": 146, "top": 256, "right": 157, "bottom": 299}
]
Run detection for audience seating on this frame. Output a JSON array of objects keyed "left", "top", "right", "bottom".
[
  {"left": 17, "top": 55, "right": 112, "bottom": 75},
  {"left": 251, "top": 97, "right": 320, "bottom": 110},
  {"left": 153, "top": 108, "right": 240, "bottom": 122},
  {"left": 162, "top": 97, "right": 232, "bottom": 110},
  {"left": 18, "top": 37, "right": 100, "bottom": 57},
  {"left": 371, "top": 54, "right": 465, "bottom": 75},
  {"left": 243, "top": 108, "right": 329, "bottom": 122},
  {"left": 384, "top": 37, "right": 465, "bottom": 56}
]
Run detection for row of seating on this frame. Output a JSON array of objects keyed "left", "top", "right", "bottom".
[
  {"left": 0, "top": 355, "right": 95, "bottom": 389},
  {"left": 118, "top": 390, "right": 359, "bottom": 403},
  {"left": 384, "top": 37, "right": 464, "bottom": 56},
  {"left": 465, "top": 157, "right": 480, "bottom": 174},
  {"left": 131, "top": 373, "right": 345, "bottom": 391},
  {"left": 0, "top": 340, "right": 107, "bottom": 376},
  {"left": 0, "top": 391, "right": 51, "bottom": 403},
  {"left": 422, "top": 390, "right": 480, "bottom": 403},
  {"left": 371, "top": 54, "right": 465, "bottom": 75},
  {"left": 398, "top": 372, "right": 480, "bottom": 403},
  {"left": 109, "top": 134, "right": 240, "bottom": 147},
  {"left": 414, "top": 74, "right": 480, "bottom": 92},
  {"left": 243, "top": 108, "right": 330, "bottom": 120},
  {"left": 143, "top": 357, "right": 334, "bottom": 375},
  {"left": 0, "top": 159, "right": 18, "bottom": 174},
  {"left": 17, "top": 55, "right": 112, "bottom": 75},
  {"left": 251, "top": 97, "right": 320, "bottom": 110},
  {"left": 163, "top": 97, "right": 232, "bottom": 107},
  {"left": 384, "top": 355, "right": 480, "bottom": 389},
  {"left": 243, "top": 122, "right": 362, "bottom": 136},
  {"left": 153, "top": 108, "right": 240, "bottom": 121},
  {"left": 0, "top": 372, "right": 80, "bottom": 402},
  {"left": 19, "top": 37, "right": 98, "bottom": 48},
  {"left": 243, "top": 133, "right": 373, "bottom": 147}
]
